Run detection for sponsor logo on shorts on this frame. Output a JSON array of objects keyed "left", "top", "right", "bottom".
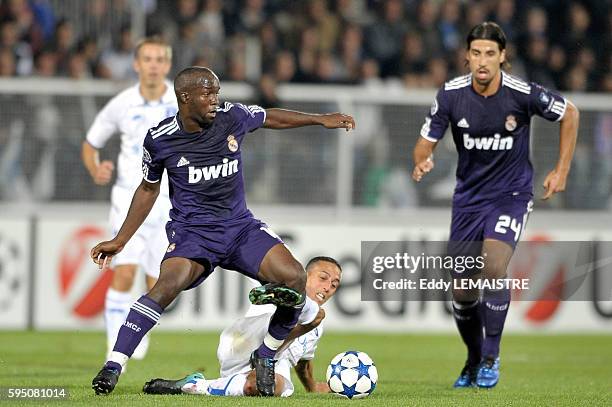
[{"left": 167, "top": 243, "right": 176, "bottom": 253}]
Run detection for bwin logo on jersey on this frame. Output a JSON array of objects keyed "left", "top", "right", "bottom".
[
  {"left": 188, "top": 158, "right": 239, "bottom": 183},
  {"left": 463, "top": 133, "right": 513, "bottom": 150}
]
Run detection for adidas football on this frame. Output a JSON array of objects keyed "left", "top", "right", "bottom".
[{"left": 326, "top": 351, "right": 377, "bottom": 399}]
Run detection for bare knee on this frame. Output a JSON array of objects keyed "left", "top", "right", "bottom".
[
  {"left": 111, "top": 265, "right": 137, "bottom": 291},
  {"left": 484, "top": 258, "right": 509, "bottom": 280},
  {"left": 147, "top": 268, "right": 189, "bottom": 308}
]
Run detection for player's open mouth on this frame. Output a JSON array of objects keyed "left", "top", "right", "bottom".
[{"left": 316, "top": 293, "right": 325, "bottom": 301}]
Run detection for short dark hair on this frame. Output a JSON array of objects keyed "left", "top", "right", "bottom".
[
  {"left": 466, "top": 22, "right": 507, "bottom": 51},
  {"left": 305, "top": 256, "right": 342, "bottom": 272}
]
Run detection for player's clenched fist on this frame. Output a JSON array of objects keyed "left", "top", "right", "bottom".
[
  {"left": 91, "top": 239, "right": 124, "bottom": 269},
  {"left": 93, "top": 160, "right": 114, "bottom": 185},
  {"left": 412, "top": 156, "right": 434, "bottom": 182},
  {"left": 319, "top": 113, "right": 356, "bottom": 131}
]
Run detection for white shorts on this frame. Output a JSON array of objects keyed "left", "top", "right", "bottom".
[
  {"left": 109, "top": 185, "right": 171, "bottom": 278},
  {"left": 217, "top": 313, "right": 295, "bottom": 397}
]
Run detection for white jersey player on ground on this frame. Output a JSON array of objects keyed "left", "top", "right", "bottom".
[
  {"left": 81, "top": 37, "right": 177, "bottom": 362},
  {"left": 143, "top": 257, "right": 342, "bottom": 397}
]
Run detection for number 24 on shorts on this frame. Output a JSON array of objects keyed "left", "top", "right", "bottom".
[
  {"left": 494, "top": 201, "right": 533, "bottom": 242},
  {"left": 494, "top": 215, "right": 522, "bottom": 241}
]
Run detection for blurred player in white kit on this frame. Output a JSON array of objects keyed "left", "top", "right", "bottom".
[
  {"left": 81, "top": 37, "right": 177, "bottom": 363},
  {"left": 143, "top": 256, "right": 342, "bottom": 397}
]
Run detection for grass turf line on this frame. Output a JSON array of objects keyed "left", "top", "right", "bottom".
[{"left": 0, "top": 331, "right": 610, "bottom": 406}]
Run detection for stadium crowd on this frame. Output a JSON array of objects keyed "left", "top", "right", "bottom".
[{"left": 0, "top": 0, "right": 609, "bottom": 92}]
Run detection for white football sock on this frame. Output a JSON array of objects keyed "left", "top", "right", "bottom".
[
  {"left": 131, "top": 333, "right": 150, "bottom": 360},
  {"left": 187, "top": 374, "right": 247, "bottom": 396},
  {"left": 104, "top": 288, "right": 132, "bottom": 359}
]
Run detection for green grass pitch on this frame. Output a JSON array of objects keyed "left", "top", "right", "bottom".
[{"left": 0, "top": 331, "right": 610, "bottom": 406}]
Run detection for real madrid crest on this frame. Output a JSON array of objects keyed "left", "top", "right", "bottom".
[
  {"left": 227, "top": 134, "right": 238, "bottom": 152},
  {"left": 505, "top": 115, "right": 517, "bottom": 132}
]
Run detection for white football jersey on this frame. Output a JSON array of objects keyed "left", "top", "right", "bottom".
[{"left": 86, "top": 82, "right": 177, "bottom": 196}]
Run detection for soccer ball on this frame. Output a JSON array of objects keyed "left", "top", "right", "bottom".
[{"left": 326, "top": 351, "right": 377, "bottom": 399}]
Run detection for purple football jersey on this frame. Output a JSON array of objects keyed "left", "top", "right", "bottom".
[
  {"left": 420, "top": 71, "right": 567, "bottom": 211},
  {"left": 142, "top": 102, "right": 266, "bottom": 224}
]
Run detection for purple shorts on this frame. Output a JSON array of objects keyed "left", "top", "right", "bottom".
[
  {"left": 447, "top": 195, "right": 533, "bottom": 278},
  {"left": 162, "top": 217, "right": 283, "bottom": 290},
  {"left": 450, "top": 195, "right": 533, "bottom": 247}
]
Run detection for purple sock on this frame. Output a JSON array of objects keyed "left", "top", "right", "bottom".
[
  {"left": 257, "top": 303, "right": 304, "bottom": 359},
  {"left": 452, "top": 300, "right": 482, "bottom": 366},
  {"left": 104, "top": 295, "right": 163, "bottom": 372},
  {"left": 481, "top": 288, "right": 511, "bottom": 359}
]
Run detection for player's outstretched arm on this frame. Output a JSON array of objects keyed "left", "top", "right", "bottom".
[
  {"left": 81, "top": 141, "right": 114, "bottom": 185},
  {"left": 263, "top": 108, "right": 355, "bottom": 131},
  {"left": 276, "top": 308, "right": 325, "bottom": 355},
  {"left": 91, "top": 179, "right": 160, "bottom": 268},
  {"left": 295, "top": 359, "right": 330, "bottom": 393},
  {"left": 542, "top": 101, "right": 580, "bottom": 200},
  {"left": 412, "top": 137, "right": 437, "bottom": 182}
]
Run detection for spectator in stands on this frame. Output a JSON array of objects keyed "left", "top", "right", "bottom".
[
  {"left": 29, "top": 0, "right": 55, "bottom": 42},
  {"left": 171, "top": 20, "right": 199, "bottom": 77},
  {"left": 491, "top": 0, "right": 516, "bottom": 41},
  {"left": 0, "top": 46, "right": 15, "bottom": 76},
  {"left": 305, "top": 0, "right": 339, "bottom": 53},
  {"left": 174, "top": 0, "right": 199, "bottom": 26},
  {"left": 424, "top": 56, "right": 448, "bottom": 88},
  {"left": 438, "top": 0, "right": 461, "bottom": 53},
  {"left": 399, "top": 31, "right": 428, "bottom": 85},
  {"left": 259, "top": 20, "right": 280, "bottom": 74},
  {"left": 0, "top": 0, "right": 606, "bottom": 92},
  {"left": 99, "top": 26, "right": 134, "bottom": 80},
  {"left": 0, "top": 19, "right": 32, "bottom": 75},
  {"left": 294, "top": 26, "right": 318, "bottom": 82},
  {"left": 51, "top": 18, "right": 74, "bottom": 75},
  {"left": 274, "top": 50, "right": 297, "bottom": 83},
  {"left": 337, "top": 24, "right": 364, "bottom": 82},
  {"left": 547, "top": 44, "right": 567, "bottom": 89},
  {"left": 414, "top": 0, "right": 441, "bottom": 59},
  {"left": 234, "top": 0, "right": 267, "bottom": 36},
  {"left": 524, "top": 35, "right": 555, "bottom": 88},
  {"left": 66, "top": 51, "right": 89, "bottom": 79},
  {"left": 198, "top": 0, "right": 226, "bottom": 49},
  {"left": 364, "top": 0, "right": 407, "bottom": 77}
]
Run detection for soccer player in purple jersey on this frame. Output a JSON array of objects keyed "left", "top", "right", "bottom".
[
  {"left": 90, "top": 66, "right": 355, "bottom": 396},
  {"left": 412, "top": 22, "right": 579, "bottom": 388}
]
